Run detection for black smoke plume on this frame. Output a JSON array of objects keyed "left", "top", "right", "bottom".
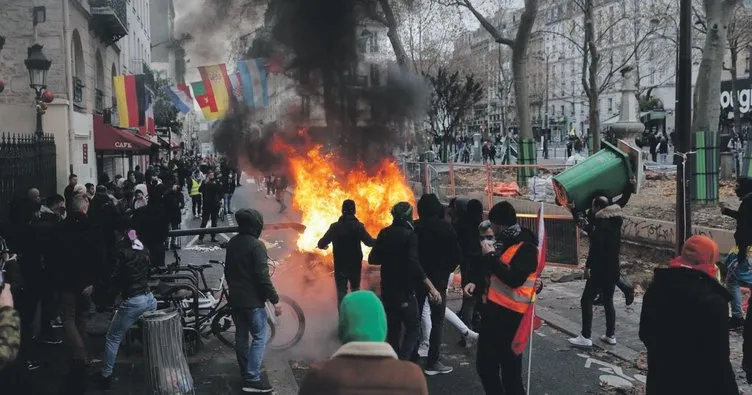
[{"left": 204, "top": 0, "right": 428, "bottom": 172}]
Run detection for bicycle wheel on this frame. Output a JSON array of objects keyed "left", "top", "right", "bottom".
[
  {"left": 267, "top": 295, "right": 305, "bottom": 351},
  {"left": 211, "top": 305, "right": 236, "bottom": 349}
]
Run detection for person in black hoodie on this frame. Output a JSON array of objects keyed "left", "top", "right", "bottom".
[
  {"left": 413, "top": 194, "right": 461, "bottom": 375},
  {"left": 132, "top": 184, "right": 170, "bottom": 269},
  {"left": 50, "top": 195, "right": 104, "bottom": 394},
  {"left": 464, "top": 202, "right": 537, "bottom": 395},
  {"left": 452, "top": 198, "right": 484, "bottom": 332},
  {"left": 92, "top": 218, "right": 156, "bottom": 390},
  {"left": 198, "top": 170, "right": 223, "bottom": 243},
  {"left": 639, "top": 235, "right": 738, "bottom": 395},
  {"left": 225, "top": 209, "right": 281, "bottom": 394},
  {"left": 317, "top": 199, "right": 375, "bottom": 308},
  {"left": 569, "top": 196, "right": 623, "bottom": 347},
  {"left": 368, "top": 202, "right": 441, "bottom": 361},
  {"left": 164, "top": 184, "right": 185, "bottom": 250}
]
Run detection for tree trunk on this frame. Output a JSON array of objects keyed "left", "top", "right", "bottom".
[
  {"left": 378, "top": 0, "right": 409, "bottom": 67},
  {"left": 584, "top": 0, "right": 601, "bottom": 152},
  {"left": 511, "top": 4, "right": 538, "bottom": 141},
  {"left": 730, "top": 48, "right": 741, "bottom": 135},
  {"left": 692, "top": 0, "right": 737, "bottom": 136}
]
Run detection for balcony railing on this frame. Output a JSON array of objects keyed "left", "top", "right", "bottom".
[
  {"left": 95, "top": 89, "right": 105, "bottom": 113},
  {"left": 73, "top": 76, "right": 84, "bottom": 108},
  {"left": 90, "top": 0, "right": 128, "bottom": 45}
]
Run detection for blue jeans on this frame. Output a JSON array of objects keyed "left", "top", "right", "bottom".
[
  {"left": 102, "top": 293, "right": 157, "bottom": 377},
  {"left": 224, "top": 193, "right": 233, "bottom": 212},
  {"left": 233, "top": 307, "right": 268, "bottom": 382},
  {"left": 728, "top": 275, "right": 750, "bottom": 319}
]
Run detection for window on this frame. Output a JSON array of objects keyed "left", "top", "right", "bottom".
[
  {"left": 370, "top": 32, "right": 379, "bottom": 53},
  {"left": 551, "top": 105, "right": 555, "bottom": 115},
  {"left": 560, "top": 105, "right": 565, "bottom": 115},
  {"left": 570, "top": 102, "right": 575, "bottom": 115},
  {"left": 746, "top": 54, "right": 750, "bottom": 73},
  {"left": 608, "top": 98, "right": 613, "bottom": 111}
]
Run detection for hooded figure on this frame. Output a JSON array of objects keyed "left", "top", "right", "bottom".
[
  {"left": 317, "top": 199, "right": 376, "bottom": 308},
  {"left": 298, "top": 291, "right": 428, "bottom": 395},
  {"left": 224, "top": 208, "right": 280, "bottom": 393},
  {"left": 369, "top": 202, "right": 440, "bottom": 360},
  {"left": 639, "top": 235, "right": 738, "bottom": 395},
  {"left": 413, "top": 193, "right": 462, "bottom": 373}
]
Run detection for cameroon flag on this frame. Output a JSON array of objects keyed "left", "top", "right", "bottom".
[
  {"left": 191, "top": 81, "right": 220, "bottom": 121},
  {"left": 198, "top": 64, "right": 232, "bottom": 117},
  {"left": 113, "top": 74, "right": 146, "bottom": 128}
]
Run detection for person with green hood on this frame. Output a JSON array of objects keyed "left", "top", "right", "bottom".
[
  {"left": 298, "top": 291, "right": 428, "bottom": 395},
  {"left": 225, "top": 208, "right": 281, "bottom": 393}
]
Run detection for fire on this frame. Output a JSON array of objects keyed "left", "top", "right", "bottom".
[{"left": 275, "top": 135, "right": 416, "bottom": 255}]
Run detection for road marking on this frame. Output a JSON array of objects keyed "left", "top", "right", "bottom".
[{"left": 576, "top": 353, "right": 646, "bottom": 385}]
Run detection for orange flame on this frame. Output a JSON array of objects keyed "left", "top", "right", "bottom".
[{"left": 274, "top": 132, "right": 415, "bottom": 255}]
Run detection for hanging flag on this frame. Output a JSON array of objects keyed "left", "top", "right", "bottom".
[
  {"left": 113, "top": 74, "right": 147, "bottom": 128},
  {"left": 191, "top": 81, "right": 220, "bottom": 121},
  {"left": 197, "top": 64, "right": 233, "bottom": 117},
  {"left": 139, "top": 88, "right": 155, "bottom": 136},
  {"left": 236, "top": 58, "right": 269, "bottom": 107},
  {"left": 511, "top": 203, "right": 547, "bottom": 355},
  {"left": 162, "top": 83, "right": 193, "bottom": 114},
  {"left": 229, "top": 72, "right": 245, "bottom": 103}
]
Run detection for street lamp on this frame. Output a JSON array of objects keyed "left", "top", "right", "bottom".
[{"left": 24, "top": 43, "right": 51, "bottom": 139}]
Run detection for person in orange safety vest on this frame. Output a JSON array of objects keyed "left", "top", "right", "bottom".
[{"left": 464, "top": 202, "right": 539, "bottom": 395}]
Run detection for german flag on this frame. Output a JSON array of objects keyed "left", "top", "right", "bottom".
[{"left": 113, "top": 74, "right": 146, "bottom": 128}]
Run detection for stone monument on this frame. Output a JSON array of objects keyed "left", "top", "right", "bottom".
[{"left": 610, "top": 66, "right": 646, "bottom": 144}]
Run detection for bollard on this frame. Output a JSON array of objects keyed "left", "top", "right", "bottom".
[{"left": 142, "top": 308, "right": 195, "bottom": 394}]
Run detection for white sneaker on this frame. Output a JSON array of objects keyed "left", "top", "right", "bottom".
[
  {"left": 600, "top": 335, "right": 617, "bottom": 345},
  {"left": 464, "top": 330, "right": 479, "bottom": 348},
  {"left": 568, "top": 334, "right": 593, "bottom": 348},
  {"left": 417, "top": 342, "right": 429, "bottom": 358}
]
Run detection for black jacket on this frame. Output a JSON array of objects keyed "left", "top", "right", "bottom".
[
  {"left": 472, "top": 226, "right": 537, "bottom": 299},
  {"left": 368, "top": 220, "right": 427, "bottom": 304},
  {"left": 164, "top": 188, "right": 185, "bottom": 223},
  {"left": 224, "top": 217, "right": 279, "bottom": 308},
  {"left": 110, "top": 240, "right": 151, "bottom": 299},
  {"left": 132, "top": 203, "right": 170, "bottom": 246},
  {"left": 639, "top": 267, "right": 738, "bottom": 395},
  {"left": 49, "top": 212, "right": 105, "bottom": 293},
  {"left": 723, "top": 192, "right": 752, "bottom": 261},
  {"left": 415, "top": 195, "right": 461, "bottom": 290},
  {"left": 583, "top": 204, "right": 623, "bottom": 282},
  {"left": 317, "top": 214, "right": 375, "bottom": 271},
  {"left": 14, "top": 218, "right": 53, "bottom": 288},
  {"left": 200, "top": 180, "right": 223, "bottom": 209}
]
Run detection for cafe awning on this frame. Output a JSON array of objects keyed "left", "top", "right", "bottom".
[{"left": 93, "top": 114, "right": 152, "bottom": 152}]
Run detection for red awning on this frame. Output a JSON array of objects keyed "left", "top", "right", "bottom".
[{"left": 94, "top": 115, "right": 152, "bottom": 152}]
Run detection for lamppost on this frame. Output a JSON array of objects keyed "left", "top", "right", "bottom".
[{"left": 24, "top": 43, "right": 52, "bottom": 139}]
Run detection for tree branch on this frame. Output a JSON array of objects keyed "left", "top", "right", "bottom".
[{"left": 456, "top": 0, "right": 515, "bottom": 47}]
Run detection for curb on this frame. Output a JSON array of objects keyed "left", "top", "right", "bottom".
[
  {"left": 266, "top": 352, "right": 299, "bottom": 395},
  {"left": 535, "top": 305, "right": 640, "bottom": 363}
]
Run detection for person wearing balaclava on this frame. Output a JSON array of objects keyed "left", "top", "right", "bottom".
[
  {"left": 317, "top": 199, "right": 375, "bottom": 309},
  {"left": 298, "top": 291, "right": 428, "bottom": 395},
  {"left": 464, "top": 201, "right": 537, "bottom": 395},
  {"left": 639, "top": 235, "right": 738, "bottom": 395},
  {"left": 368, "top": 202, "right": 441, "bottom": 360}
]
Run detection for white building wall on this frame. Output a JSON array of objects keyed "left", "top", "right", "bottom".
[{"left": 121, "top": 0, "right": 151, "bottom": 74}]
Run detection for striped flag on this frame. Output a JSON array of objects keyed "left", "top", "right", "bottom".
[
  {"left": 511, "top": 203, "right": 546, "bottom": 355},
  {"left": 162, "top": 83, "right": 193, "bottom": 114},
  {"left": 236, "top": 58, "right": 269, "bottom": 107},
  {"left": 139, "top": 88, "right": 155, "bottom": 136},
  {"left": 229, "top": 72, "right": 245, "bottom": 103},
  {"left": 198, "top": 64, "right": 233, "bottom": 117},
  {"left": 191, "top": 81, "right": 220, "bottom": 121},
  {"left": 113, "top": 74, "right": 147, "bottom": 128}
]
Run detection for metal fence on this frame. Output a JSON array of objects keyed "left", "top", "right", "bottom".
[
  {"left": 0, "top": 134, "right": 57, "bottom": 216},
  {"left": 402, "top": 160, "right": 581, "bottom": 266}
]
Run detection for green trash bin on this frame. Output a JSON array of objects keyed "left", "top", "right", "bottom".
[{"left": 552, "top": 141, "right": 633, "bottom": 211}]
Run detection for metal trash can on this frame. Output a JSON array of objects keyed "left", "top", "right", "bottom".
[{"left": 142, "top": 308, "right": 195, "bottom": 394}]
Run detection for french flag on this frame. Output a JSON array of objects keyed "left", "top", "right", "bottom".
[{"left": 163, "top": 83, "right": 193, "bottom": 114}]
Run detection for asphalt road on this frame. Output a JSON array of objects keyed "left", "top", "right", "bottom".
[{"left": 175, "top": 179, "right": 646, "bottom": 394}]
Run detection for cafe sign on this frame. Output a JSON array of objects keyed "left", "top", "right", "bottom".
[{"left": 114, "top": 141, "right": 133, "bottom": 149}]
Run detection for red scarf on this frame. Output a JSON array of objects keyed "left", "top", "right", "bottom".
[{"left": 668, "top": 256, "right": 718, "bottom": 280}]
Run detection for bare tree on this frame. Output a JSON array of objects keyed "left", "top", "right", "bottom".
[
  {"left": 403, "top": 0, "right": 466, "bottom": 74},
  {"left": 439, "top": 0, "right": 539, "bottom": 168},
  {"left": 723, "top": 6, "right": 752, "bottom": 135},
  {"left": 363, "top": 0, "right": 411, "bottom": 67}
]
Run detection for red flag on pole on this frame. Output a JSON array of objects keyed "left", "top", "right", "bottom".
[{"left": 511, "top": 203, "right": 547, "bottom": 355}]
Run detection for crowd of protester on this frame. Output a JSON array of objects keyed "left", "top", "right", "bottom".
[{"left": 0, "top": 154, "right": 241, "bottom": 394}]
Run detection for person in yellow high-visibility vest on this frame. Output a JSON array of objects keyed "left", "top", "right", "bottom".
[
  {"left": 189, "top": 170, "right": 202, "bottom": 219},
  {"left": 464, "top": 202, "right": 538, "bottom": 395}
]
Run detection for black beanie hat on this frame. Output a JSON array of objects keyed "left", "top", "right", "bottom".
[
  {"left": 488, "top": 201, "right": 517, "bottom": 226},
  {"left": 391, "top": 202, "right": 413, "bottom": 221},
  {"left": 342, "top": 199, "right": 356, "bottom": 215}
]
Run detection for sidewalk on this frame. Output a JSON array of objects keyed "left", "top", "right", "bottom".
[{"left": 536, "top": 279, "right": 752, "bottom": 391}]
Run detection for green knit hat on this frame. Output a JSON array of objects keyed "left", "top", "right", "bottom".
[{"left": 338, "top": 291, "right": 387, "bottom": 343}]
